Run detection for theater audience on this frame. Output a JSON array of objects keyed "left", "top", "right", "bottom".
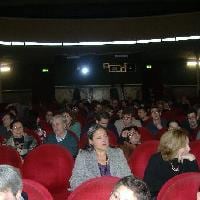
[
  {"left": 119, "top": 126, "right": 141, "bottom": 160},
  {"left": 110, "top": 175, "right": 151, "bottom": 200},
  {"left": 115, "top": 108, "right": 141, "bottom": 136},
  {"left": 167, "top": 120, "right": 181, "bottom": 131},
  {"left": 6, "top": 120, "right": 37, "bottom": 155},
  {"left": 0, "top": 165, "right": 28, "bottom": 200},
  {"left": 0, "top": 112, "right": 16, "bottom": 140},
  {"left": 182, "top": 109, "right": 200, "bottom": 141},
  {"left": 45, "top": 114, "right": 78, "bottom": 157},
  {"left": 145, "top": 106, "right": 167, "bottom": 136},
  {"left": 70, "top": 124, "right": 132, "bottom": 190},
  {"left": 137, "top": 107, "right": 150, "bottom": 126},
  {"left": 144, "top": 129, "right": 199, "bottom": 198},
  {"left": 61, "top": 109, "right": 81, "bottom": 139},
  {"left": 6, "top": 120, "right": 37, "bottom": 158}
]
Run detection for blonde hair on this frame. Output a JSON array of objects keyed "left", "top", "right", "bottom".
[{"left": 158, "top": 129, "right": 188, "bottom": 161}]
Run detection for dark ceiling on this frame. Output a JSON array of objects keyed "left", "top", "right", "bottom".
[
  {"left": 0, "top": 0, "right": 200, "bottom": 67},
  {"left": 0, "top": 0, "right": 200, "bottom": 19}
]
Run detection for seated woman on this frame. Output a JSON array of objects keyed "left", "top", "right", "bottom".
[
  {"left": 119, "top": 126, "right": 141, "bottom": 160},
  {"left": 61, "top": 109, "right": 81, "bottom": 139},
  {"left": 144, "top": 128, "right": 199, "bottom": 198},
  {"left": 6, "top": 120, "right": 37, "bottom": 158},
  {"left": 70, "top": 124, "right": 132, "bottom": 191}
]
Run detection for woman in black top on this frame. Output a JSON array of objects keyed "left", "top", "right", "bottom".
[{"left": 144, "top": 129, "right": 199, "bottom": 198}]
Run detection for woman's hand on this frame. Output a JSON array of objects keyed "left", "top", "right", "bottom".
[{"left": 179, "top": 153, "right": 196, "bottom": 162}]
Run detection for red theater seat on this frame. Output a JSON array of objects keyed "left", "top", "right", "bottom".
[
  {"left": 23, "top": 179, "right": 53, "bottom": 200},
  {"left": 0, "top": 145, "right": 22, "bottom": 170},
  {"left": 128, "top": 140, "right": 159, "bottom": 179},
  {"left": 68, "top": 176, "right": 120, "bottom": 200},
  {"left": 22, "top": 144, "right": 74, "bottom": 200},
  {"left": 190, "top": 140, "right": 200, "bottom": 167},
  {"left": 138, "top": 127, "right": 154, "bottom": 142},
  {"left": 157, "top": 172, "right": 200, "bottom": 200}
]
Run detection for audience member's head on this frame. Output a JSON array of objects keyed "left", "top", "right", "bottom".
[
  {"left": 87, "top": 124, "right": 109, "bottom": 151},
  {"left": 95, "top": 112, "right": 110, "bottom": 128},
  {"left": 150, "top": 106, "right": 161, "bottom": 121},
  {"left": 45, "top": 110, "right": 53, "bottom": 124},
  {"left": 167, "top": 120, "right": 181, "bottom": 131},
  {"left": 52, "top": 114, "right": 66, "bottom": 137},
  {"left": 187, "top": 109, "right": 198, "bottom": 129},
  {"left": 158, "top": 129, "right": 189, "bottom": 161},
  {"left": 122, "top": 109, "right": 133, "bottom": 126},
  {"left": 2, "top": 112, "right": 16, "bottom": 130},
  {"left": 60, "top": 109, "right": 77, "bottom": 128},
  {"left": 137, "top": 107, "right": 148, "bottom": 121},
  {"left": 0, "top": 165, "right": 22, "bottom": 200},
  {"left": 110, "top": 175, "right": 151, "bottom": 200},
  {"left": 121, "top": 126, "right": 141, "bottom": 145},
  {"left": 10, "top": 120, "right": 24, "bottom": 138}
]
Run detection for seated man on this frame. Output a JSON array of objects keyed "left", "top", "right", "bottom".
[
  {"left": 0, "top": 164, "right": 28, "bottom": 200},
  {"left": 45, "top": 114, "right": 78, "bottom": 157},
  {"left": 115, "top": 108, "right": 141, "bottom": 136},
  {"left": 182, "top": 109, "right": 200, "bottom": 141},
  {"left": 110, "top": 175, "right": 151, "bottom": 200},
  {"left": 145, "top": 106, "right": 167, "bottom": 136}
]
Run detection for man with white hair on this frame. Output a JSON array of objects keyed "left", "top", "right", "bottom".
[
  {"left": 0, "top": 165, "right": 27, "bottom": 200},
  {"left": 45, "top": 114, "right": 78, "bottom": 157}
]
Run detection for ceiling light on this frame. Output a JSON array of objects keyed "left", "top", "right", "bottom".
[
  {"left": 25, "top": 42, "right": 62, "bottom": 46},
  {"left": 187, "top": 61, "right": 198, "bottom": 68},
  {"left": 11, "top": 42, "right": 24, "bottom": 46},
  {"left": 0, "top": 41, "right": 11, "bottom": 46},
  {"left": 110, "top": 41, "right": 136, "bottom": 45},
  {"left": 162, "top": 38, "right": 176, "bottom": 42},
  {"left": 79, "top": 42, "right": 107, "bottom": 45}
]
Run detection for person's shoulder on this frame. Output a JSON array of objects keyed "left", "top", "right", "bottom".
[
  {"left": 108, "top": 147, "right": 123, "bottom": 155},
  {"left": 149, "top": 152, "right": 162, "bottom": 162},
  {"left": 77, "top": 149, "right": 93, "bottom": 157}
]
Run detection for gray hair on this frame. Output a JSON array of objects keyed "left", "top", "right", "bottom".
[
  {"left": 52, "top": 114, "right": 66, "bottom": 125},
  {"left": 0, "top": 165, "right": 22, "bottom": 195}
]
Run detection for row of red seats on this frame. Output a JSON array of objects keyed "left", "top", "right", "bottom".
[
  {"left": 0, "top": 144, "right": 74, "bottom": 200},
  {"left": 0, "top": 141, "right": 199, "bottom": 199}
]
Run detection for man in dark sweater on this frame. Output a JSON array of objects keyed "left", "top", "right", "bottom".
[{"left": 45, "top": 114, "right": 78, "bottom": 157}]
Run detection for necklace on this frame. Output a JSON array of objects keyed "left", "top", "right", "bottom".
[{"left": 170, "top": 162, "right": 179, "bottom": 172}]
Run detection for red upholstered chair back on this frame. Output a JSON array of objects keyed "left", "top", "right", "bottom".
[
  {"left": 23, "top": 179, "right": 53, "bottom": 200},
  {"left": 138, "top": 127, "right": 154, "bottom": 142},
  {"left": 0, "top": 145, "right": 22, "bottom": 170},
  {"left": 157, "top": 172, "right": 200, "bottom": 200},
  {"left": 190, "top": 140, "right": 200, "bottom": 167},
  {"left": 68, "top": 176, "right": 120, "bottom": 200},
  {"left": 128, "top": 140, "right": 159, "bottom": 179},
  {"left": 22, "top": 144, "right": 74, "bottom": 200}
]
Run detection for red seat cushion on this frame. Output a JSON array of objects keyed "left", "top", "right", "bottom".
[
  {"left": 22, "top": 144, "right": 74, "bottom": 200},
  {"left": 23, "top": 179, "right": 53, "bottom": 200},
  {"left": 68, "top": 176, "right": 120, "bottom": 200},
  {"left": 0, "top": 145, "right": 22, "bottom": 170},
  {"left": 190, "top": 140, "right": 200, "bottom": 168},
  {"left": 128, "top": 140, "right": 159, "bottom": 179},
  {"left": 157, "top": 172, "right": 200, "bottom": 200}
]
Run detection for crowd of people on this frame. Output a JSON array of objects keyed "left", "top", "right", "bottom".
[{"left": 0, "top": 96, "right": 200, "bottom": 199}]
